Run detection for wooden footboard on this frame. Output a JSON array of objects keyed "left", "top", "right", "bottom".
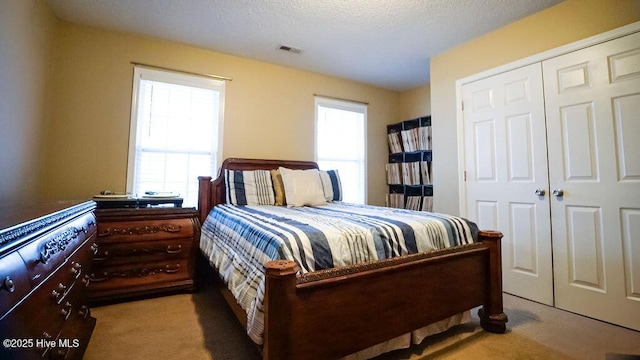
[
  {"left": 198, "top": 158, "right": 507, "bottom": 360},
  {"left": 263, "top": 230, "right": 507, "bottom": 360}
]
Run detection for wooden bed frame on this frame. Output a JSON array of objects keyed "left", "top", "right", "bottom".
[{"left": 198, "top": 158, "right": 507, "bottom": 360}]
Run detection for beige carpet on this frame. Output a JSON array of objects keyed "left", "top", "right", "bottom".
[{"left": 84, "top": 282, "right": 640, "bottom": 360}]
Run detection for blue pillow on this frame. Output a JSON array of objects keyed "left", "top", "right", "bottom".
[
  {"left": 319, "top": 170, "right": 342, "bottom": 202},
  {"left": 225, "top": 169, "right": 275, "bottom": 205}
]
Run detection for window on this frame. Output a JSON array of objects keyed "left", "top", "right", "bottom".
[
  {"left": 315, "top": 97, "right": 367, "bottom": 204},
  {"left": 127, "top": 67, "right": 225, "bottom": 207}
]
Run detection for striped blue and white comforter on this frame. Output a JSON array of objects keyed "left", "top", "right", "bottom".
[{"left": 200, "top": 202, "right": 479, "bottom": 344}]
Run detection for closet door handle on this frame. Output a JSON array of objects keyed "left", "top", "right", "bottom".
[
  {"left": 535, "top": 189, "right": 546, "bottom": 196},
  {"left": 552, "top": 189, "right": 564, "bottom": 197}
]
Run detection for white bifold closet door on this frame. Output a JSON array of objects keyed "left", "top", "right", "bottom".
[
  {"left": 543, "top": 31, "right": 640, "bottom": 331},
  {"left": 462, "top": 30, "right": 640, "bottom": 330},
  {"left": 462, "top": 63, "right": 553, "bottom": 306}
]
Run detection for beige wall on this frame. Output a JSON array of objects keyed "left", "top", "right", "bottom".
[
  {"left": 43, "top": 22, "right": 403, "bottom": 206},
  {"left": 430, "top": 0, "right": 640, "bottom": 216},
  {"left": 0, "top": 0, "right": 431, "bottom": 208},
  {"left": 0, "top": 0, "right": 57, "bottom": 202},
  {"left": 397, "top": 84, "right": 431, "bottom": 120}
]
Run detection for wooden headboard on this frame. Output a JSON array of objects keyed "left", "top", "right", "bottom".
[{"left": 197, "top": 158, "right": 319, "bottom": 223}]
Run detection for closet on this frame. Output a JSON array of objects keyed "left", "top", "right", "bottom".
[{"left": 460, "top": 28, "right": 640, "bottom": 331}]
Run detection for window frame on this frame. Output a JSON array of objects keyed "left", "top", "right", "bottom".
[
  {"left": 314, "top": 96, "right": 368, "bottom": 204},
  {"left": 126, "top": 66, "right": 225, "bottom": 205}
]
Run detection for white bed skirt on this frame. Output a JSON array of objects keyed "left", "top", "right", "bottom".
[{"left": 341, "top": 311, "right": 471, "bottom": 360}]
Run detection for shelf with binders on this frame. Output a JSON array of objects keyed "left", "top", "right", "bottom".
[
  {"left": 385, "top": 151, "right": 432, "bottom": 187},
  {"left": 405, "top": 184, "right": 433, "bottom": 212},
  {"left": 386, "top": 185, "right": 406, "bottom": 209},
  {"left": 387, "top": 116, "right": 431, "bottom": 154},
  {"left": 386, "top": 184, "right": 433, "bottom": 211},
  {"left": 386, "top": 116, "right": 433, "bottom": 211},
  {"left": 387, "top": 122, "right": 404, "bottom": 154}
]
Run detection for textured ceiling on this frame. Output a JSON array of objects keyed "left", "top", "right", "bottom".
[{"left": 46, "top": 0, "right": 563, "bottom": 91}]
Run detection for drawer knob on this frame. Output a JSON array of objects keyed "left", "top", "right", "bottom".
[
  {"left": 79, "top": 305, "right": 91, "bottom": 319},
  {"left": 166, "top": 245, "right": 183, "bottom": 254},
  {"left": 89, "top": 272, "right": 109, "bottom": 282},
  {"left": 165, "top": 264, "right": 181, "bottom": 273},
  {"left": 60, "top": 301, "right": 73, "bottom": 320},
  {"left": 93, "top": 250, "right": 109, "bottom": 261},
  {"left": 53, "top": 347, "right": 70, "bottom": 359},
  {"left": 52, "top": 282, "right": 67, "bottom": 302},
  {"left": 36, "top": 332, "right": 52, "bottom": 353},
  {"left": 70, "top": 262, "right": 83, "bottom": 278},
  {"left": 2, "top": 276, "right": 15, "bottom": 293}
]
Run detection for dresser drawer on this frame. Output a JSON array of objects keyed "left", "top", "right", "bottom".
[
  {"left": 0, "top": 252, "right": 31, "bottom": 317},
  {"left": 97, "top": 218, "right": 195, "bottom": 243},
  {"left": 39, "top": 237, "right": 95, "bottom": 309},
  {"left": 92, "top": 238, "right": 193, "bottom": 266},
  {"left": 89, "top": 258, "right": 191, "bottom": 292},
  {"left": 18, "top": 213, "right": 96, "bottom": 287}
]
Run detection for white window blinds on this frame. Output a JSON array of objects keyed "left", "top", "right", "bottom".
[
  {"left": 315, "top": 97, "right": 367, "bottom": 204},
  {"left": 127, "top": 67, "right": 225, "bottom": 207}
]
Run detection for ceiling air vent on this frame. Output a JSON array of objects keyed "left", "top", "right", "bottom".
[{"left": 278, "top": 45, "right": 303, "bottom": 54}]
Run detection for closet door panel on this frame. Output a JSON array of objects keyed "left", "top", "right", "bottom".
[
  {"left": 621, "top": 209, "right": 640, "bottom": 302},
  {"left": 565, "top": 206, "right": 604, "bottom": 291},
  {"left": 507, "top": 114, "right": 534, "bottom": 181},
  {"left": 509, "top": 203, "right": 538, "bottom": 274},
  {"left": 463, "top": 63, "right": 553, "bottom": 305},
  {"left": 559, "top": 103, "right": 598, "bottom": 180},
  {"left": 613, "top": 93, "right": 640, "bottom": 180},
  {"left": 473, "top": 120, "right": 497, "bottom": 181},
  {"left": 543, "top": 31, "right": 640, "bottom": 331}
]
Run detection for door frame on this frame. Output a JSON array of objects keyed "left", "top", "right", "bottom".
[{"left": 455, "top": 21, "right": 640, "bottom": 217}]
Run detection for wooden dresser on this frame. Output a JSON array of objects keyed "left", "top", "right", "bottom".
[
  {"left": 88, "top": 207, "right": 200, "bottom": 303},
  {"left": 0, "top": 201, "right": 97, "bottom": 360}
]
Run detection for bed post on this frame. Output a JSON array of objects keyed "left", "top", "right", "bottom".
[
  {"left": 478, "top": 230, "right": 508, "bottom": 333},
  {"left": 198, "top": 176, "right": 212, "bottom": 224},
  {"left": 263, "top": 260, "right": 299, "bottom": 360}
]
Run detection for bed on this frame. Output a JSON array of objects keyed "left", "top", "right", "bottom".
[{"left": 197, "top": 158, "right": 507, "bottom": 360}]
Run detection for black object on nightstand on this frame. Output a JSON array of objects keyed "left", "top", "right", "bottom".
[{"left": 93, "top": 197, "right": 183, "bottom": 209}]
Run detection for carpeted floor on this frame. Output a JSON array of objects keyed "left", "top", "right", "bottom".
[{"left": 84, "top": 281, "right": 640, "bottom": 360}]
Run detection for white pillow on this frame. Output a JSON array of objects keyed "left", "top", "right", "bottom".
[{"left": 278, "top": 167, "right": 327, "bottom": 207}]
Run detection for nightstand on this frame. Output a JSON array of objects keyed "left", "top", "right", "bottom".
[{"left": 88, "top": 207, "right": 200, "bottom": 303}]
